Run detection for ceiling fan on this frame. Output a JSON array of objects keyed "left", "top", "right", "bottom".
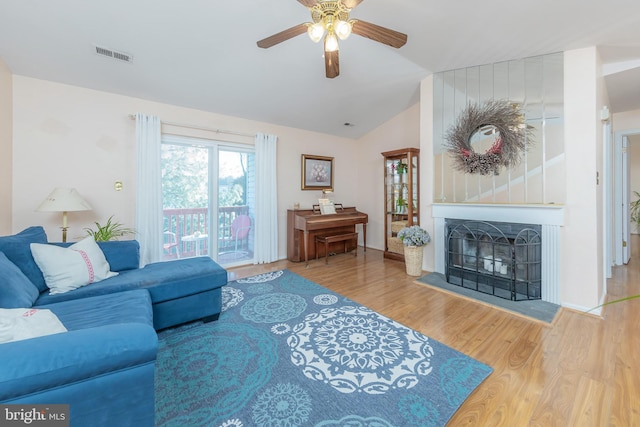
[{"left": 256, "top": 0, "right": 407, "bottom": 79}]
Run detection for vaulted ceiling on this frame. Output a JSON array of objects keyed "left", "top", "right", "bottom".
[{"left": 1, "top": 0, "right": 639, "bottom": 138}]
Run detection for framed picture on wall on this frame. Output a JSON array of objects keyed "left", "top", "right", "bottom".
[{"left": 301, "top": 154, "right": 334, "bottom": 191}]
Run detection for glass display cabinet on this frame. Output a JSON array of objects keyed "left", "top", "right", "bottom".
[{"left": 382, "top": 148, "right": 420, "bottom": 260}]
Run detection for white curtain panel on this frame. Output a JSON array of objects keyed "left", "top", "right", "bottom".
[
  {"left": 254, "top": 133, "right": 279, "bottom": 264},
  {"left": 135, "top": 113, "right": 163, "bottom": 266}
]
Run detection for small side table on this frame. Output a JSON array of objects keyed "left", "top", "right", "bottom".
[{"left": 181, "top": 233, "right": 208, "bottom": 256}]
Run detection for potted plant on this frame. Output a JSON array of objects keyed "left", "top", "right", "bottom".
[
  {"left": 396, "top": 161, "right": 409, "bottom": 184},
  {"left": 396, "top": 161, "right": 408, "bottom": 174},
  {"left": 631, "top": 191, "right": 640, "bottom": 232},
  {"left": 397, "top": 225, "right": 431, "bottom": 276},
  {"left": 84, "top": 215, "right": 135, "bottom": 241}
]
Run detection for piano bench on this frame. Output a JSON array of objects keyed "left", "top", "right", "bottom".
[{"left": 315, "top": 232, "right": 358, "bottom": 265}]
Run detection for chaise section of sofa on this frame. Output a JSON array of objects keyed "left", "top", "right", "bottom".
[
  {"left": 0, "top": 290, "right": 157, "bottom": 427},
  {"left": 35, "top": 244, "right": 227, "bottom": 330},
  {"left": 1, "top": 226, "right": 228, "bottom": 330}
]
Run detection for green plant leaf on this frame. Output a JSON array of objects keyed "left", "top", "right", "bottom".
[
  {"left": 84, "top": 215, "right": 135, "bottom": 241},
  {"left": 586, "top": 294, "right": 640, "bottom": 313},
  {"left": 630, "top": 191, "right": 640, "bottom": 226}
]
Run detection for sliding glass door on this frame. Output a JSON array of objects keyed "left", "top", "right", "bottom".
[
  {"left": 161, "top": 136, "right": 255, "bottom": 267},
  {"left": 217, "top": 148, "right": 255, "bottom": 265}
]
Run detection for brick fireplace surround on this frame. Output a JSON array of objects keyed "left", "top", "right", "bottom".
[{"left": 432, "top": 204, "right": 565, "bottom": 305}]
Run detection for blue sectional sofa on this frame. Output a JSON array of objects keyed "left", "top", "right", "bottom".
[{"left": 0, "top": 226, "right": 228, "bottom": 426}]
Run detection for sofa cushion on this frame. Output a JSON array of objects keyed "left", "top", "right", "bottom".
[
  {"left": 37, "top": 289, "right": 154, "bottom": 330},
  {"left": 0, "top": 226, "right": 48, "bottom": 292},
  {"left": 30, "top": 237, "right": 118, "bottom": 295},
  {"left": 138, "top": 258, "right": 228, "bottom": 302},
  {"left": 0, "top": 252, "right": 40, "bottom": 308},
  {"left": 34, "top": 256, "right": 227, "bottom": 306},
  {"left": 53, "top": 240, "right": 141, "bottom": 272}
]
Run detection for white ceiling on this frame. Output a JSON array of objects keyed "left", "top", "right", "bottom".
[{"left": 1, "top": 0, "right": 639, "bottom": 139}]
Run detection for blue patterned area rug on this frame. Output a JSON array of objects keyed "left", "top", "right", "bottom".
[{"left": 155, "top": 269, "right": 493, "bottom": 427}]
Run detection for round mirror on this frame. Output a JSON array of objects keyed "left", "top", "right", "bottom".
[{"left": 470, "top": 125, "right": 501, "bottom": 148}]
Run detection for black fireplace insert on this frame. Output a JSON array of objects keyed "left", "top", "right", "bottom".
[{"left": 445, "top": 219, "right": 542, "bottom": 301}]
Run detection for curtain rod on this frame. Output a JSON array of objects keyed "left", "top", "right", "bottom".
[{"left": 128, "top": 114, "right": 255, "bottom": 138}]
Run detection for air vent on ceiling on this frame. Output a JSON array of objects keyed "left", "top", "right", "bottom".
[{"left": 94, "top": 45, "right": 133, "bottom": 63}]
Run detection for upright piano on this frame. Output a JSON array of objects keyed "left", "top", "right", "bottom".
[{"left": 287, "top": 207, "right": 368, "bottom": 264}]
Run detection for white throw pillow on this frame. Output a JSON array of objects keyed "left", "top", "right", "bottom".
[
  {"left": 0, "top": 308, "right": 67, "bottom": 343},
  {"left": 30, "top": 237, "right": 118, "bottom": 294}
]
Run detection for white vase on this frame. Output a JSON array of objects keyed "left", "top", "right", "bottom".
[{"left": 403, "top": 245, "right": 424, "bottom": 276}]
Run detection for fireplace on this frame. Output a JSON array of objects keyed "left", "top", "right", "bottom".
[
  {"left": 432, "top": 204, "right": 564, "bottom": 305},
  {"left": 445, "top": 219, "right": 542, "bottom": 301}
]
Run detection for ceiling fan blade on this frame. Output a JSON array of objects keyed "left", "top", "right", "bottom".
[
  {"left": 342, "top": 0, "right": 364, "bottom": 8},
  {"left": 351, "top": 20, "right": 407, "bottom": 48},
  {"left": 257, "top": 23, "right": 308, "bottom": 49},
  {"left": 325, "top": 50, "right": 339, "bottom": 79},
  {"left": 297, "top": 0, "right": 319, "bottom": 7}
]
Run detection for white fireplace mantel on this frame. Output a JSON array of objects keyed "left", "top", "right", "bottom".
[
  {"left": 432, "top": 203, "right": 565, "bottom": 305},
  {"left": 432, "top": 203, "right": 565, "bottom": 226}
]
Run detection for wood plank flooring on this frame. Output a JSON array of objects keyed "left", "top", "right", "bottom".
[{"left": 227, "top": 237, "right": 640, "bottom": 426}]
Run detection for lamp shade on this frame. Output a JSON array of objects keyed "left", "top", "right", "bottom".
[
  {"left": 36, "top": 188, "right": 92, "bottom": 213},
  {"left": 335, "top": 20, "right": 352, "bottom": 40},
  {"left": 324, "top": 31, "right": 339, "bottom": 52},
  {"left": 307, "top": 22, "right": 325, "bottom": 43}
]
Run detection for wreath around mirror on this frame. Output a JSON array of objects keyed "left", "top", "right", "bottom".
[{"left": 444, "top": 100, "right": 531, "bottom": 175}]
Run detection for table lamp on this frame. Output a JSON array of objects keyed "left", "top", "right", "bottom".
[{"left": 36, "top": 188, "right": 92, "bottom": 242}]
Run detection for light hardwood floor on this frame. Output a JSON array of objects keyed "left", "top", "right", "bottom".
[{"left": 227, "top": 237, "right": 640, "bottom": 426}]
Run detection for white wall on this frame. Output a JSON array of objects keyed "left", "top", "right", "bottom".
[
  {"left": 561, "top": 47, "right": 606, "bottom": 310},
  {"left": 356, "top": 103, "right": 420, "bottom": 252},
  {"left": 420, "top": 76, "right": 435, "bottom": 272},
  {"left": 613, "top": 108, "right": 640, "bottom": 130},
  {"left": 11, "top": 76, "right": 358, "bottom": 260},
  {"left": 0, "top": 58, "right": 12, "bottom": 234},
  {"left": 596, "top": 48, "right": 609, "bottom": 303}
]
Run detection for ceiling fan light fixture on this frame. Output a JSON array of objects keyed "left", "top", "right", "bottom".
[
  {"left": 324, "top": 31, "right": 339, "bottom": 52},
  {"left": 335, "top": 19, "right": 352, "bottom": 40},
  {"left": 307, "top": 22, "right": 325, "bottom": 43},
  {"left": 256, "top": 0, "right": 408, "bottom": 78}
]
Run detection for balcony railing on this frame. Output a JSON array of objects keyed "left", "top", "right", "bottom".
[{"left": 163, "top": 206, "right": 250, "bottom": 260}]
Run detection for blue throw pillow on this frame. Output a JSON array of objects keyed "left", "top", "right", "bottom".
[
  {"left": 97, "top": 241, "right": 140, "bottom": 271},
  {"left": 0, "top": 252, "right": 40, "bottom": 308},
  {"left": 0, "top": 227, "right": 48, "bottom": 292},
  {"left": 53, "top": 240, "right": 141, "bottom": 272}
]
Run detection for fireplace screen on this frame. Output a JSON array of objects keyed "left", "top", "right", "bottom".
[{"left": 445, "top": 219, "right": 542, "bottom": 301}]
